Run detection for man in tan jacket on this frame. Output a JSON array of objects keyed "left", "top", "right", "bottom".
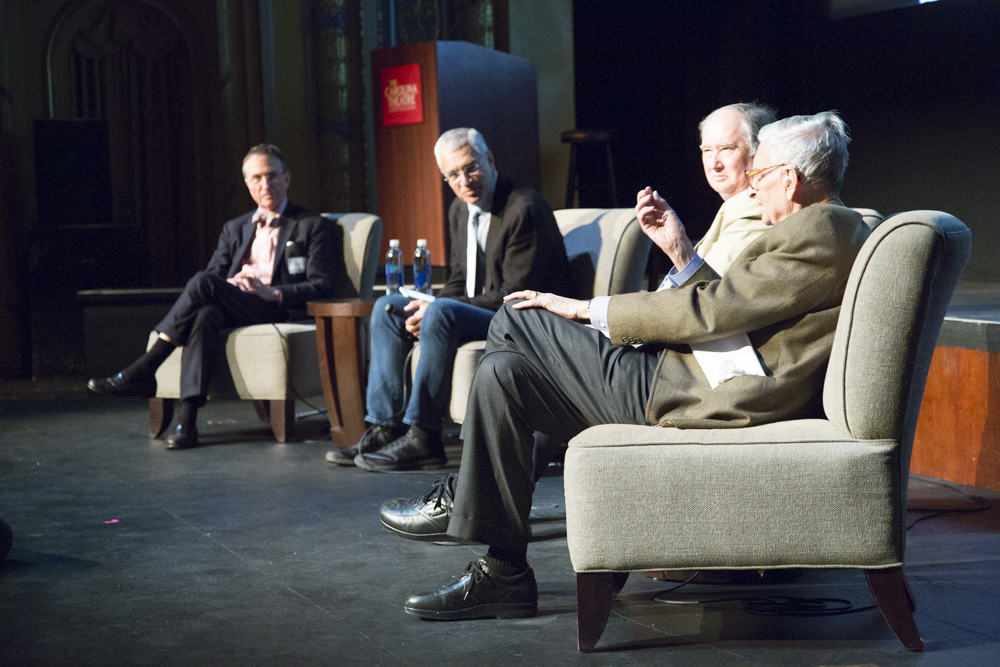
[
  {"left": 389, "top": 112, "right": 872, "bottom": 621},
  {"left": 686, "top": 102, "right": 775, "bottom": 275}
]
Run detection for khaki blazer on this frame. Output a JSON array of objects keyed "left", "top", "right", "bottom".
[
  {"left": 607, "top": 204, "right": 871, "bottom": 429},
  {"left": 694, "top": 189, "right": 770, "bottom": 276}
]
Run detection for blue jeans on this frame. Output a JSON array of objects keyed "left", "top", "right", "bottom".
[{"left": 365, "top": 293, "right": 495, "bottom": 430}]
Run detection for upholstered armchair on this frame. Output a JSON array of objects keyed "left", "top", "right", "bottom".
[
  {"left": 854, "top": 207, "right": 884, "bottom": 229},
  {"left": 148, "top": 213, "right": 383, "bottom": 442},
  {"left": 412, "top": 208, "right": 652, "bottom": 424},
  {"left": 564, "top": 211, "right": 970, "bottom": 652}
]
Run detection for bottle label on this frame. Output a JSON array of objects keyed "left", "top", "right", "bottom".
[{"left": 386, "top": 263, "right": 402, "bottom": 291}]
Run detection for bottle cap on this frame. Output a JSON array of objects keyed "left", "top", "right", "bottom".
[
  {"left": 417, "top": 239, "right": 427, "bottom": 248},
  {"left": 389, "top": 239, "right": 400, "bottom": 248}
]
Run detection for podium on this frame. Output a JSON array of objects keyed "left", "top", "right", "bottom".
[{"left": 371, "top": 41, "right": 539, "bottom": 266}]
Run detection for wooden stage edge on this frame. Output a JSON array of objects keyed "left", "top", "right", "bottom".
[
  {"left": 912, "top": 344, "right": 1000, "bottom": 492},
  {"left": 911, "top": 283, "right": 1000, "bottom": 493}
]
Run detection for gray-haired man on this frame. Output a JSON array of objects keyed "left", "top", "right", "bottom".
[{"left": 327, "top": 128, "right": 572, "bottom": 471}]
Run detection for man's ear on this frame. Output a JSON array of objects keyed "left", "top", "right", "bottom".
[
  {"left": 784, "top": 167, "right": 799, "bottom": 201},
  {"left": 486, "top": 151, "right": 495, "bottom": 169}
]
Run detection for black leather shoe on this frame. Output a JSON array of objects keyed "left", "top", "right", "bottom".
[
  {"left": 326, "top": 424, "right": 404, "bottom": 466},
  {"left": 87, "top": 373, "right": 156, "bottom": 398},
  {"left": 165, "top": 423, "right": 198, "bottom": 449},
  {"left": 356, "top": 427, "right": 446, "bottom": 472},
  {"left": 405, "top": 558, "right": 537, "bottom": 620},
  {"left": 380, "top": 475, "right": 471, "bottom": 544}
]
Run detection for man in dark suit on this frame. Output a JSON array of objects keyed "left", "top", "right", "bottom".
[
  {"left": 328, "top": 128, "right": 571, "bottom": 472},
  {"left": 386, "top": 112, "right": 872, "bottom": 620},
  {"left": 88, "top": 144, "right": 349, "bottom": 449}
]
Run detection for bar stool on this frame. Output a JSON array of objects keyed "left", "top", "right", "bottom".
[{"left": 562, "top": 129, "right": 617, "bottom": 209}]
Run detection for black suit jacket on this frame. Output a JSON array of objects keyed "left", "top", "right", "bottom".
[
  {"left": 204, "top": 203, "right": 355, "bottom": 316},
  {"left": 436, "top": 176, "right": 572, "bottom": 311}
]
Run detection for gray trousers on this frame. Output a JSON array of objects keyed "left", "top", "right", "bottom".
[{"left": 447, "top": 302, "right": 659, "bottom": 551}]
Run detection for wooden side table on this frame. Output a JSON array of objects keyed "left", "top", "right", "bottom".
[{"left": 308, "top": 299, "right": 375, "bottom": 447}]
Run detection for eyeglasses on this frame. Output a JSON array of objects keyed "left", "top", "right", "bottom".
[
  {"left": 443, "top": 161, "right": 483, "bottom": 184},
  {"left": 744, "top": 163, "right": 788, "bottom": 189}
]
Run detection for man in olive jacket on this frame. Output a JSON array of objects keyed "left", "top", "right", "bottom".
[{"left": 392, "top": 111, "right": 873, "bottom": 622}]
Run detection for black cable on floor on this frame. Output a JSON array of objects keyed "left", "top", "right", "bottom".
[
  {"left": 906, "top": 477, "right": 992, "bottom": 530},
  {"left": 653, "top": 586, "right": 878, "bottom": 617}
]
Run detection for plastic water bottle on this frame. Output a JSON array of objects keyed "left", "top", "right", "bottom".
[
  {"left": 385, "top": 239, "right": 403, "bottom": 295},
  {"left": 414, "top": 239, "right": 432, "bottom": 294}
]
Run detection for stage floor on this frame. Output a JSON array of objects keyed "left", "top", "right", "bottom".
[{"left": 1, "top": 395, "right": 998, "bottom": 665}]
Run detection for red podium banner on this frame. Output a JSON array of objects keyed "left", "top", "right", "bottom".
[{"left": 381, "top": 64, "right": 423, "bottom": 126}]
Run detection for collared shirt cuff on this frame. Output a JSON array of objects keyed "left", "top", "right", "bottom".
[
  {"left": 666, "top": 254, "right": 704, "bottom": 288},
  {"left": 588, "top": 296, "right": 612, "bottom": 334}
]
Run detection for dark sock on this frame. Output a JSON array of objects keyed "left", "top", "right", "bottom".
[
  {"left": 485, "top": 547, "right": 529, "bottom": 577},
  {"left": 121, "top": 337, "right": 175, "bottom": 380},
  {"left": 177, "top": 399, "right": 199, "bottom": 430}
]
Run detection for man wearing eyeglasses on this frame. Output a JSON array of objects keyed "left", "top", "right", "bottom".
[
  {"left": 329, "top": 127, "right": 572, "bottom": 472},
  {"left": 87, "top": 144, "right": 351, "bottom": 449},
  {"left": 391, "top": 111, "right": 871, "bottom": 621}
]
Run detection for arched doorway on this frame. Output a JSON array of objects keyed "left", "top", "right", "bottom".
[
  {"left": 31, "top": 0, "right": 217, "bottom": 376},
  {"left": 44, "top": 0, "right": 213, "bottom": 288}
]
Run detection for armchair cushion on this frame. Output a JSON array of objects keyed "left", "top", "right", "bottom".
[{"left": 565, "top": 421, "right": 899, "bottom": 573}]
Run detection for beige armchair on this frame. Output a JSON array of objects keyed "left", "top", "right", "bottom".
[
  {"left": 412, "top": 208, "right": 652, "bottom": 424},
  {"left": 854, "top": 207, "right": 884, "bottom": 229},
  {"left": 148, "top": 213, "right": 383, "bottom": 442},
  {"left": 564, "top": 211, "right": 971, "bottom": 652}
]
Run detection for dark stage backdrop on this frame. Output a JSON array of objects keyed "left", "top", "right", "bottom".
[{"left": 572, "top": 0, "right": 1000, "bottom": 280}]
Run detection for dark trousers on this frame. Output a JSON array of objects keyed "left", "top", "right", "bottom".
[
  {"left": 447, "top": 302, "right": 659, "bottom": 551},
  {"left": 155, "top": 272, "right": 286, "bottom": 401}
]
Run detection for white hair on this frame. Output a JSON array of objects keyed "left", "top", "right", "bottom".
[
  {"left": 757, "top": 111, "right": 851, "bottom": 196},
  {"left": 434, "top": 128, "right": 490, "bottom": 169},
  {"left": 699, "top": 102, "right": 777, "bottom": 156}
]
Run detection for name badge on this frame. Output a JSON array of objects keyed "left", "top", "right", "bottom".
[{"left": 287, "top": 256, "right": 306, "bottom": 274}]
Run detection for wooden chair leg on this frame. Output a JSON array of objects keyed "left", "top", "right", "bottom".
[
  {"left": 267, "top": 399, "right": 295, "bottom": 443},
  {"left": 252, "top": 400, "right": 270, "bottom": 425},
  {"left": 865, "top": 567, "right": 923, "bottom": 652},
  {"left": 610, "top": 572, "right": 629, "bottom": 599},
  {"left": 149, "top": 398, "right": 173, "bottom": 438},
  {"left": 577, "top": 572, "right": 613, "bottom": 652}
]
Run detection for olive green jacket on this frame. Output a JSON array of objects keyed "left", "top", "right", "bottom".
[{"left": 607, "top": 203, "right": 871, "bottom": 429}]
